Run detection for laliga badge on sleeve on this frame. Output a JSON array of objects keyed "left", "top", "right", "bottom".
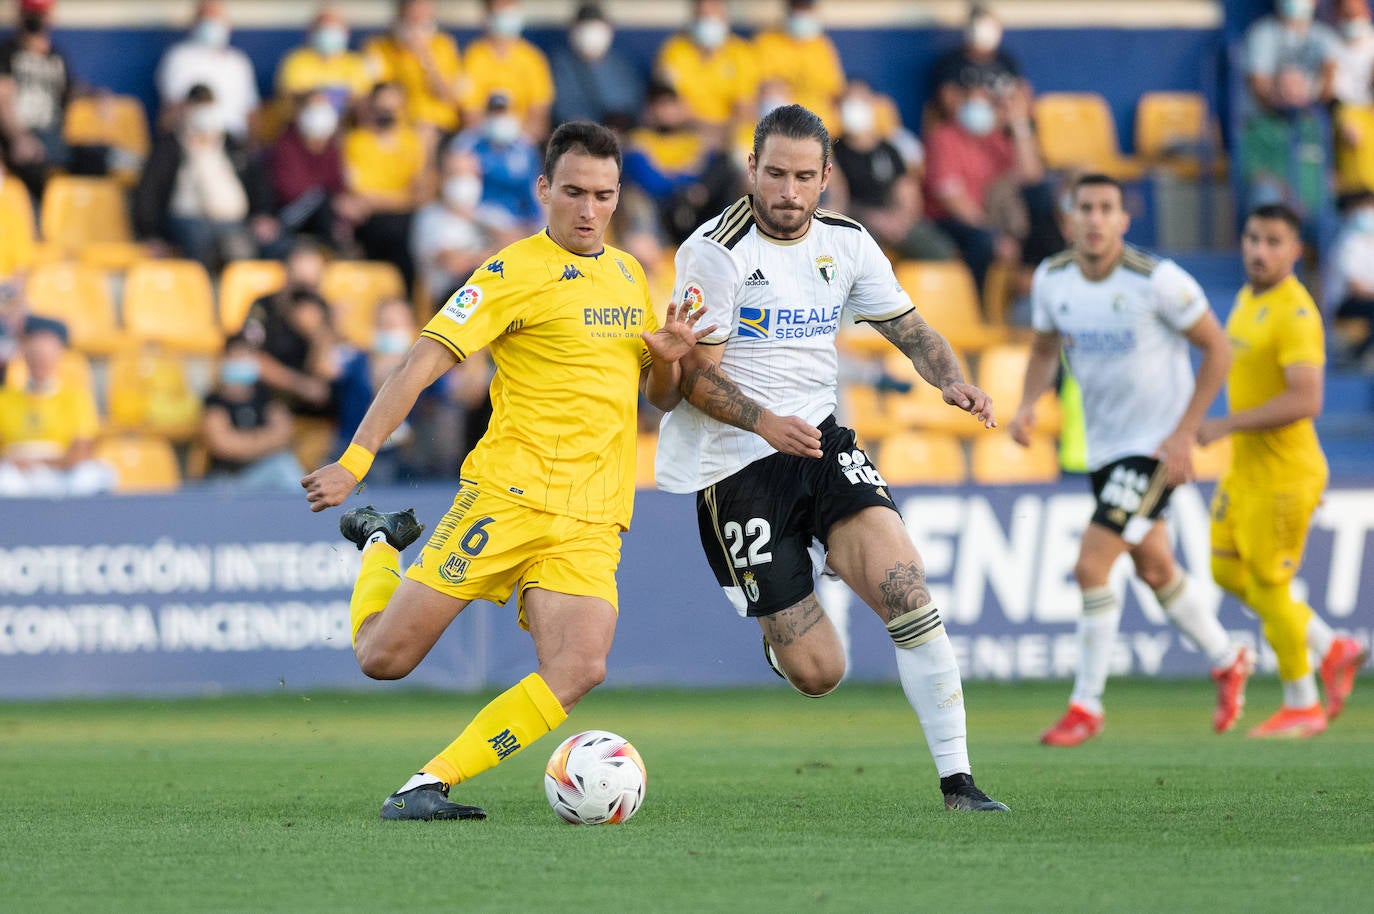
[{"left": 442, "top": 285, "right": 483, "bottom": 324}]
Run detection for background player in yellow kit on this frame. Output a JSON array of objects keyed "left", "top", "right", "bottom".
[
  {"left": 1199, "top": 203, "right": 1366, "bottom": 738},
  {"left": 300, "top": 121, "right": 715, "bottom": 819}
]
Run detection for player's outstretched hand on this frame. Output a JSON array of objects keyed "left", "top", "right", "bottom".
[
  {"left": 757, "top": 412, "right": 823, "bottom": 459},
  {"left": 643, "top": 300, "right": 717, "bottom": 364},
  {"left": 1007, "top": 405, "right": 1035, "bottom": 446},
  {"left": 301, "top": 463, "right": 358, "bottom": 513},
  {"left": 943, "top": 382, "right": 997, "bottom": 429}
]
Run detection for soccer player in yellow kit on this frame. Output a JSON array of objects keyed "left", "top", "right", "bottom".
[
  {"left": 301, "top": 121, "right": 714, "bottom": 819},
  {"left": 1199, "top": 204, "right": 1366, "bottom": 738}
]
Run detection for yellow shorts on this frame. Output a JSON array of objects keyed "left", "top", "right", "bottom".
[
  {"left": 405, "top": 478, "right": 623, "bottom": 627},
  {"left": 1209, "top": 473, "right": 1322, "bottom": 585}
]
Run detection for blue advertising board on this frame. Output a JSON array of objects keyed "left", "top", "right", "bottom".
[{"left": 1, "top": 481, "right": 1370, "bottom": 699}]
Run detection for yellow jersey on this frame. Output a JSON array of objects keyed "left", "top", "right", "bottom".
[
  {"left": 751, "top": 30, "right": 846, "bottom": 133},
  {"left": 460, "top": 37, "right": 554, "bottom": 121},
  {"left": 341, "top": 125, "right": 426, "bottom": 206},
  {"left": 0, "top": 382, "right": 100, "bottom": 462},
  {"left": 363, "top": 32, "right": 464, "bottom": 131},
  {"left": 275, "top": 47, "right": 375, "bottom": 107},
  {"left": 654, "top": 33, "right": 759, "bottom": 126},
  {"left": 1225, "top": 274, "right": 1328, "bottom": 485},
  {"left": 420, "top": 231, "right": 657, "bottom": 529}
]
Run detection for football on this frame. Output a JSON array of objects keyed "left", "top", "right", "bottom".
[{"left": 543, "top": 729, "right": 647, "bottom": 825}]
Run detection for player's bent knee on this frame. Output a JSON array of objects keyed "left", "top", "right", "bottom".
[{"left": 355, "top": 638, "right": 422, "bottom": 681}]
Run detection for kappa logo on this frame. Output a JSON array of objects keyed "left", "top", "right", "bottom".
[
  {"left": 441, "top": 285, "right": 483, "bottom": 324},
  {"left": 744, "top": 269, "right": 769, "bottom": 287},
  {"left": 559, "top": 264, "right": 585, "bottom": 281},
  {"left": 742, "top": 570, "right": 760, "bottom": 603},
  {"left": 815, "top": 255, "right": 836, "bottom": 284},
  {"left": 485, "top": 260, "right": 505, "bottom": 279}
]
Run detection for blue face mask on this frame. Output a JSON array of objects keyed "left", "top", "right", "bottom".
[
  {"left": 1353, "top": 209, "right": 1374, "bottom": 234},
  {"left": 221, "top": 357, "right": 260, "bottom": 386},
  {"left": 194, "top": 18, "right": 231, "bottom": 48},
  {"left": 312, "top": 25, "right": 349, "bottom": 56},
  {"left": 373, "top": 330, "right": 412, "bottom": 355},
  {"left": 957, "top": 96, "right": 998, "bottom": 136}
]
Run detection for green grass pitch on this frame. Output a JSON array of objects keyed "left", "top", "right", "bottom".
[{"left": 2, "top": 679, "right": 1370, "bottom": 913}]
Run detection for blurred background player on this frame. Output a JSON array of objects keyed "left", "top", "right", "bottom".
[
  {"left": 1198, "top": 203, "right": 1366, "bottom": 738},
  {"left": 1011, "top": 174, "right": 1250, "bottom": 745}
]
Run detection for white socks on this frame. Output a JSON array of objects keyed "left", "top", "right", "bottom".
[
  {"left": 888, "top": 607, "right": 970, "bottom": 779},
  {"left": 1281, "top": 674, "right": 1319, "bottom": 710},
  {"left": 1155, "top": 573, "right": 1236, "bottom": 668},
  {"left": 397, "top": 771, "right": 443, "bottom": 794},
  {"left": 1306, "top": 614, "right": 1335, "bottom": 660},
  {"left": 1069, "top": 586, "right": 1120, "bottom": 716}
]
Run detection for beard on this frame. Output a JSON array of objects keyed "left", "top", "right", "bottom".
[{"left": 753, "top": 198, "right": 815, "bottom": 238}]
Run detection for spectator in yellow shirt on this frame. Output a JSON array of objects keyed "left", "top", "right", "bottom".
[
  {"left": 654, "top": 0, "right": 758, "bottom": 135},
  {"left": 752, "top": 0, "right": 846, "bottom": 134},
  {"left": 364, "top": 0, "right": 464, "bottom": 138},
  {"left": 461, "top": 0, "right": 555, "bottom": 142},
  {"left": 275, "top": 4, "right": 375, "bottom": 115},
  {"left": 342, "top": 82, "right": 434, "bottom": 288},
  {"left": 0, "top": 164, "right": 35, "bottom": 282},
  {"left": 0, "top": 316, "right": 115, "bottom": 497}
]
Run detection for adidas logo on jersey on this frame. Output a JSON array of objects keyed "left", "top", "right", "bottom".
[{"left": 744, "top": 269, "right": 769, "bottom": 287}]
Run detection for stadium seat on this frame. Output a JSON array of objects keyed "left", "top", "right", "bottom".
[
  {"left": 970, "top": 433, "right": 1061, "bottom": 485},
  {"left": 836, "top": 320, "right": 892, "bottom": 357},
  {"left": 218, "top": 259, "right": 287, "bottom": 333},
  {"left": 975, "top": 342, "right": 1062, "bottom": 435},
  {"left": 894, "top": 260, "right": 1007, "bottom": 352},
  {"left": 636, "top": 431, "right": 659, "bottom": 489},
  {"left": 878, "top": 430, "right": 968, "bottom": 485},
  {"left": 23, "top": 262, "right": 132, "bottom": 355},
  {"left": 882, "top": 350, "right": 984, "bottom": 436},
  {"left": 1334, "top": 104, "right": 1374, "bottom": 194},
  {"left": 0, "top": 175, "right": 36, "bottom": 276},
  {"left": 95, "top": 434, "right": 181, "bottom": 493},
  {"left": 1033, "top": 93, "right": 1145, "bottom": 180},
  {"left": 38, "top": 175, "right": 145, "bottom": 268},
  {"left": 293, "top": 415, "right": 338, "bottom": 473},
  {"left": 4, "top": 346, "right": 94, "bottom": 394},
  {"left": 106, "top": 347, "right": 203, "bottom": 442},
  {"left": 122, "top": 259, "right": 224, "bottom": 354},
  {"left": 1134, "top": 92, "right": 1222, "bottom": 177},
  {"left": 320, "top": 260, "right": 406, "bottom": 347},
  {"left": 1192, "top": 436, "right": 1233, "bottom": 482},
  {"left": 62, "top": 93, "right": 150, "bottom": 184},
  {"left": 840, "top": 382, "right": 898, "bottom": 442}
]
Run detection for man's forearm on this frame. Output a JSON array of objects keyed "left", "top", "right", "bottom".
[
  {"left": 875, "top": 312, "right": 964, "bottom": 390},
  {"left": 352, "top": 338, "right": 456, "bottom": 453},
  {"left": 682, "top": 361, "right": 765, "bottom": 431}
]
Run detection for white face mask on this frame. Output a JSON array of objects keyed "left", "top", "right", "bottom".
[
  {"left": 786, "top": 13, "right": 822, "bottom": 41},
  {"left": 1353, "top": 207, "right": 1374, "bottom": 233},
  {"left": 194, "top": 17, "right": 231, "bottom": 49},
  {"left": 957, "top": 96, "right": 997, "bottom": 136},
  {"left": 571, "top": 20, "right": 613, "bottom": 59},
  {"left": 839, "top": 97, "right": 876, "bottom": 136},
  {"left": 968, "top": 17, "right": 1002, "bottom": 52},
  {"left": 373, "top": 329, "right": 412, "bottom": 355},
  {"left": 187, "top": 105, "right": 221, "bottom": 135},
  {"left": 1279, "top": 0, "right": 1316, "bottom": 22},
  {"left": 443, "top": 174, "right": 483, "bottom": 210},
  {"left": 692, "top": 17, "right": 729, "bottom": 50},
  {"left": 489, "top": 9, "right": 524, "bottom": 38},
  {"left": 298, "top": 102, "right": 339, "bottom": 141},
  {"left": 1343, "top": 18, "right": 1373, "bottom": 41},
  {"left": 486, "top": 114, "right": 522, "bottom": 145},
  {"left": 312, "top": 24, "right": 349, "bottom": 56}
]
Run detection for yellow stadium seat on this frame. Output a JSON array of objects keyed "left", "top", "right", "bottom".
[
  {"left": 970, "top": 433, "right": 1061, "bottom": 485},
  {"left": 95, "top": 434, "right": 181, "bottom": 493},
  {"left": 218, "top": 259, "right": 287, "bottom": 333},
  {"left": 840, "top": 382, "right": 898, "bottom": 442},
  {"left": 1, "top": 175, "right": 37, "bottom": 277},
  {"left": 636, "top": 431, "right": 659, "bottom": 489},
  {"left": 1033, "top": 93, "right": 1145, "bottom": 180},
  {"left": 836, "top": 320, "right": 893, "bottom": 357},
  {"left": 122, "top": 259, "right": 224, "bottom": 354},
  {"left": 4, "top": 347, "right": 94, "bottom": 394},
  {"left": 1192, "top": 436, "right": 1233, "bottom": 482},
  {"left": 1334, "top": 104, "right": 1374, "bottom": 194},
  {"left": 882, "top": 350, "right": 985, "bottom": 436},
  {"left": 894, "top": 260, "right": 1007, "bottom": 352},
  {"left": 62, "top": 93, "right": 151, "bottom": 184},
  {"left": 39, "top": 176, "right": 145, "bottom": 268},
  {"left": 320, "top": 260, "right": 406, "bottom": 347},
  {"left": 23, "top": 262, "right": 132, "bottom": 355},
  {"left": 975, "top": 342, "right": 1062, "bottom": 435},
  {"left": 293, "top": 415, "right": 338, "bottom": 473},
  {"left": 106, "top": 347, "right": 203, "bottom": 442},
  {"left": 878, "top": 430, "right": 968, "bottom": 486}
]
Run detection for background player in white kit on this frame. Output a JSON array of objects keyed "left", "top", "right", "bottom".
[
  {"left": 657, "top": 104, "right": 1007, "bottom": 812},
  {"left": 1010, "top": 174, "right": 1251, "bottom": 747}
]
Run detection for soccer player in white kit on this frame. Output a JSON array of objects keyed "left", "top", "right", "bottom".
[
  {"left": 1010, "top": 174, "right": 1252, "bottom": 747},
  {"left": 657, "top": 104, "right": 1007, "bottom": 811}
]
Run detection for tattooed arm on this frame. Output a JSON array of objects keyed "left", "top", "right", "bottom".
[
  {"left": 678, "top": 341, "right": 824, "bottom": 459},
  {"left": 871, "top": 310, "right": 997, "bottom": 429}
]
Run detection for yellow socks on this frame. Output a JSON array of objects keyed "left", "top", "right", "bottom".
[
  {"left": 423, "top": 673, "right": 568, "bottom": 787},
  {"left": 1246, "top": 580, "right": 1314, "bottom": 681},
  {"left": 350, "top": 542, "right": 402, "bottom": 646}
]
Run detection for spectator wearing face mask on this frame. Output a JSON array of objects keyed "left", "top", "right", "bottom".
[
  {"left": 0, "top": 0, "right": 70, "bottom": 200},
  {"left": 267, "top": 89, "right": 363, "bottom": 249},
  {"left": 550, "top": 3, "right": 644, "bottom": 130},
  {"left": 363, "top": 0, "right": 464, "bottom": 137},
  {"left": 410, "top": 149, "right": 511, "bottom": 311},
  {"left": 460, "top": 0, "right": 554, "bottom": 143},
  {"left": 930, "top": 3, "right": 1026, "bottom": 124},
  {"left": 448, "top": 92, "right": 543, "bottom": 234},
  {"left": 654, "top": 0, "right": 758, "bottom": 136},
  {"left": 751, "top": 0, "right": 846, "bottom": 135},
  {"left": 133, "top": 84, "right": 274, "bottom": 272},
  {"left": 1325, "top": 191, "right": 1374, "bottom": 368},
  {"left": 155, "top": 0, "right": 259, "bottom": 140},
  {"left": 276, "top": 4, "right": 376, "bottom": 116},
  {"left": 200, "top": 333, "right": 306, "bottom": 491}
]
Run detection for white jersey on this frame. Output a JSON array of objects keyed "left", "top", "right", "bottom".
[
  {"left": 656, "top": 196, "right": 913, "bottom": 493},
  {"left": 1030, "top": 246, "right": 1210, "bottom": 471}
]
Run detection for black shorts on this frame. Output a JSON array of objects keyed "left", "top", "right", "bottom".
[
  {"left": 695, "top": 416, "right": 899, "bottom": 617},
  {"left": 1088, "top": 455, "right": 1174, "bottom": 545}
]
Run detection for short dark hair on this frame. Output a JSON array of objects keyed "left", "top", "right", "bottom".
[
  {"left": 542, "top": 120, "right": 622, "bottom": 179},
  {"left": 1246, "top": 202, "right": 1303, "bottom": 235},
  {"left": 1072, "top": 173, "right": 1125, "bottom": 204},
  {"left": 752, "top": 103, "right": 830, "bottom": 167}
]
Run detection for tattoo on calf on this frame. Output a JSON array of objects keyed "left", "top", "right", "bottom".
[
  {"left": 760, "top": 595, "right": 826, "bottom": 646},
  {"left": 878, "top": 560, "right": 931, "bottom": 622}
]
